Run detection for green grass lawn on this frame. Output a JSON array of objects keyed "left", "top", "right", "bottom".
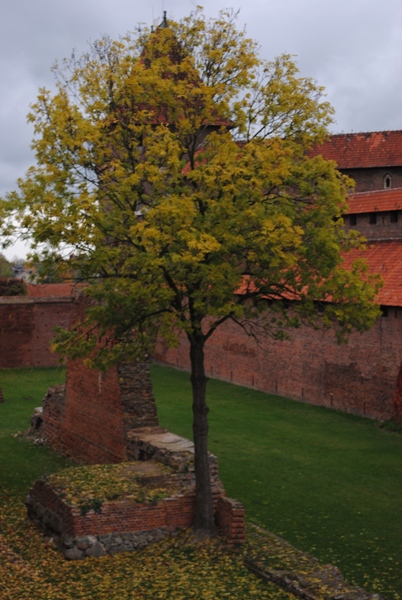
[
  {"left": 0, "top": 367, "right": 295, "bottom": 600},
  {"left": 0, "top": 365, "right": 401, "bottom": 599},
  {"left": 151, "top": 364, "right": 402, "bottom": 599},
  {"left": 0, "top": 367, "right": 73, "bottom": 497}
]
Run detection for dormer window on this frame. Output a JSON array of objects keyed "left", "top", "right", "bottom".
[{"left": 384, "top": 174, "right": 392, "bottom": 189}]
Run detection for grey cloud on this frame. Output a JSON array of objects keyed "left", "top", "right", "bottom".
[{"left": 2, "top": 0, "right": 402, "bottom": 257}]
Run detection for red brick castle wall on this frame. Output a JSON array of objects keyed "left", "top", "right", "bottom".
[
  {"left": 0, "top": 296, "right": 72, "bottom": 368},
  {"left": 154, "top": 312, "right": 401, "bottom": 421}
]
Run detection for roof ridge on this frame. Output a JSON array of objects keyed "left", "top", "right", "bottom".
[
  {"left": 350, "top": 187, "right": 402, "bottom": 196},
  {"left": 363, "top": 237, "right": 402, "bottom": 243},
  {"left": 330, "top": 129, "right": 402, "bottom": 137}
]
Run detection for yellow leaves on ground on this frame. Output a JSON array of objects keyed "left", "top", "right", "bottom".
[
  {"left": 0, "top": 498, "right": 295, "bottom": 600},
  {"left": 47, "top": 462, "right": 174, "bottom": 511}
]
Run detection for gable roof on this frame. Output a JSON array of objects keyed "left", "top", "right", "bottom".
[
  {"left": 342, "top": 240, "right": 402, "bottom": 306},
  {"left": 348, "top": 188, "right": 402, "bottom": 214},
  {"left": 312, "top": 130, "right": 402, "bottom": 169}
]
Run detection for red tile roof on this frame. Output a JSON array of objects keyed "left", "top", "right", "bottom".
[
  {"left": 311, "top": 130, "right": 402, "bottom": 169},
  {"left": 27, "top": 283, "right": 76, "bottom": 297},
  {"left": 342, "top": 240, "right": 402, "bottom": 306},
  {"left": 348, "top": 188, "right": 402, "bottom": 214}
]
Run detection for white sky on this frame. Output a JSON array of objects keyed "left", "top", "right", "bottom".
[{"left": 2, "top": 0, "right": 402, "bottom": 258}]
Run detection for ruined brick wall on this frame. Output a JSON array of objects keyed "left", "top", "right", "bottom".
[
  {"left": 215, "top": 497, "right": 246, "bottom": 545},
  {"left": 27, "top": 476, "right": 245, "bottom": 555},
  {"left": 118, "top": 362, "right": 159, "bottom": 433},
  {"left": 0, "top": 297, "right": 72, "bottom": 368},
  {"left": 154, "top": 311, "right": 402, "bottom": 420},
  {"left": 41, "top": 385, "right": 66, "bottom": 445},
  {"left": 60, "top": 359, "right": 129, "bottom": 464},
  {"left": 42, "top": 296, "right": 159, "bottom": 465},
  {"left": 48, "top": 359, "right": 159, "bottom": 465},
  {"left": 29, "top": 478, "right": 197, "bottom": 537}
]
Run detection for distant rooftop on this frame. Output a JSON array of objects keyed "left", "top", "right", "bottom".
[
  {"left": 342, "top": 239, "right": 402, "bottom": 306},
  {"left": 312, "top": 130, "right": 402, "bottom": 169},
  {"left": 27, "top": 283, "right": 76, "bottom": 297},
  {"left": 348, "top": 188, "right": 402, "bottom": 214}
]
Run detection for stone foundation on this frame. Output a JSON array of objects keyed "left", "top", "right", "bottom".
[
  {"left": 126, "top": 427, "right": 224, "bottom": 493},
  {"left": 26, "top": 477, "right": 198, "bottom": 559},
  {"left": 61, "top": 530, "right": 168, "bottom": 560},
  {"left": 27, "top": 428, "right": 245, "bottom": 558}
]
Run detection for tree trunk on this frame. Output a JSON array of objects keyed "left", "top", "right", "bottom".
[{"left": 189, "top": 335, "right": 216, "bottom": 538}]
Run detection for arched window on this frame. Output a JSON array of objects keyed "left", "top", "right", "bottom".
[{"left": 384, "top": 174, "right": 392, "bottom": 189}]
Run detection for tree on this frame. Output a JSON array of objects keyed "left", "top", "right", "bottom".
[
  {"left": 0, "top": 253, "right": 13, "bottom": 278},
  {"left": 0, "top": 9, "right": 381, "bottom": 538}
]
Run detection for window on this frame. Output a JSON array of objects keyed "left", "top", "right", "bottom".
[
  {"left": 384, "top": 174, "right": 392, "bottom": 189},
  {"left": 369, "top": 213, "right": 377, "bottom": 224},
  {"left": 381, "top": 306, "right": 389, "bottom": 317},
  {"left": 390, "top": 211, "right": 398, "bottom": 223},
  {"left": 350, "top": 214, "right": 357, "bottom": 226}
]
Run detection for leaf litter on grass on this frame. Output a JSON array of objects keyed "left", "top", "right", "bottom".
[{"left": 0, "top": 497, "right": 295, "bottom": 600}]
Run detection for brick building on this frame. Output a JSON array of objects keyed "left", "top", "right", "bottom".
[
  {"left": 154, "top": 131, "right": 402, "bottom": 421},
  {"left": 312, "top": 130, "right": 402, "bottom": 192}
]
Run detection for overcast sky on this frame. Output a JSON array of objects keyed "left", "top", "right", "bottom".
[{"left": 1, "top": 0, "right": 402, "bottom": 258}]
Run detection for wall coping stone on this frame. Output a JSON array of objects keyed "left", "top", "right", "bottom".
[
  {"left": 0, "top": 296, "right": 73, "bottom": 305},
  {"left": 128, "top": 429, "right": 195, "bottom": 454}
]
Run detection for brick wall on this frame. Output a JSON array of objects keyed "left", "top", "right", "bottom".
[
  {"left": 48, "top": 359, "right": 160, "bottom": 464},
  {"left": 118, "top": 362, "right": 159, "bottom": 433},
  {"left": 344, "top": 167, "right": 402, "bottom": 192},
  {"left": 344, "top": 211, "right": 402, "bottom": 240},
  {"left": 41, "top": 296, "right": 160, "bottom": 465},
  {"left": 44, "top": 361, "right": 129, "bottom": 464},
  {"left": 27, "top": 477, "right": 245, "bottom": 554},
  {"left": 41, "top": 385, "right": 66, "bottom": 447},
  {"left": 215, "top": 496, "right": 246, "bottom": 545},
  {"left": 0, "top": 297, "right": 72, "bottom": 368},
  {"left": 68, "top": 360, "right": 126, "bottom": 463},
  {"left": 154, "top": 311, "right": 401, "bottom": 420},
  {"left": 58, "top": 360, "right": 158, "bottom": 464}
]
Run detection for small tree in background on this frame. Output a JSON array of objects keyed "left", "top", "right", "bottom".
[
  {"left": 0, "top": 9, "right": 381, "bottom": 539},
  {"left": 0, "top": 253, "right": 13, "bottom": 278}
]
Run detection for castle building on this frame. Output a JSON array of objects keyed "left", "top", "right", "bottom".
[{"left": 155, "top": 131, "right": 402, "bottom": 421}]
